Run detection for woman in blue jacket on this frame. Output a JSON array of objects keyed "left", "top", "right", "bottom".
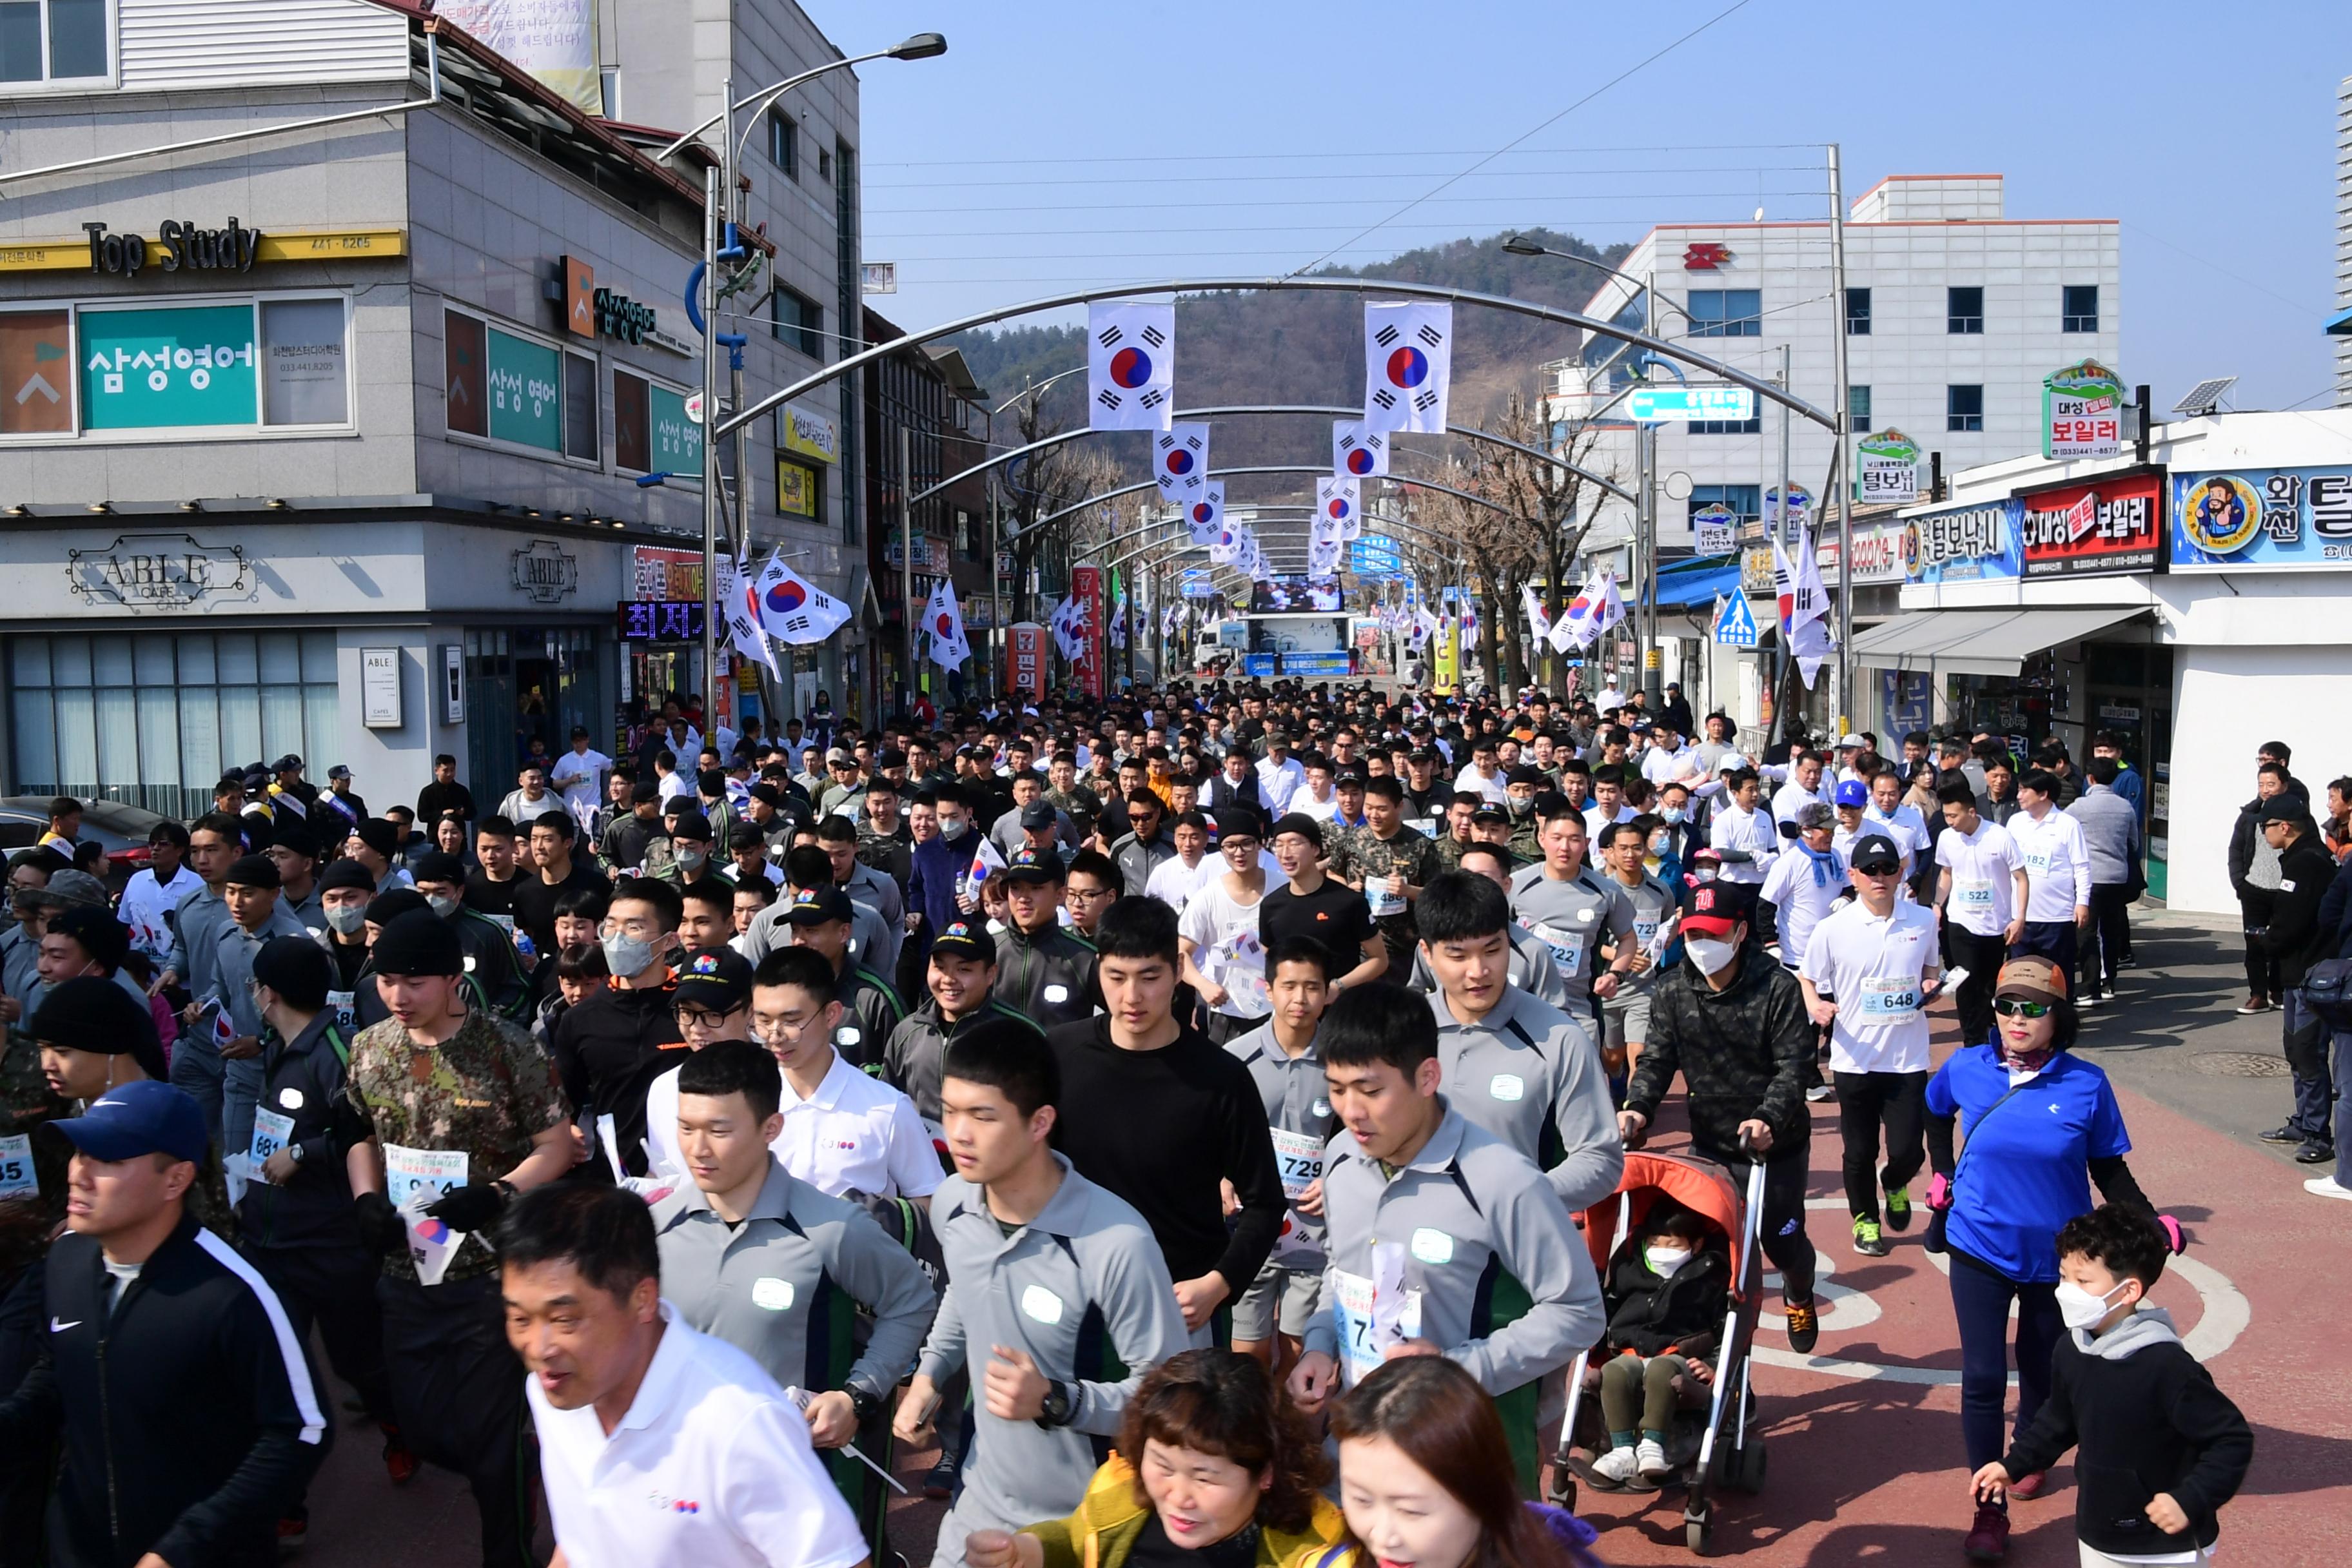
[{"left": 1925, "top": 955, "right": 2161, "bottom": 1564}]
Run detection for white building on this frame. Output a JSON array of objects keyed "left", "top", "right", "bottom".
[{"left": 1545, "top": 173, "right": 2121, "bottom": 551}]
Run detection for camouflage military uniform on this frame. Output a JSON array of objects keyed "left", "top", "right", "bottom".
[
  {"left": 1506, "top": 809, "right": 1544, "bottom": 865},
  {"left": 1432, "top": 833, "right": 1483, "bottom": 875},
  {"left": 1329, "top": 824, "right": 1444, "bottom": 970},
  {"left": 1044, "top": 783, "right": 1104, "bottom": 841},
  {"left": 342, "top": 1008, "right": 570, "bottom": 1284}
]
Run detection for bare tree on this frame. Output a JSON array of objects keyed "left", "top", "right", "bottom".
[{"left": 1000, "top": 393, "right": 1124, "bottom": 623}]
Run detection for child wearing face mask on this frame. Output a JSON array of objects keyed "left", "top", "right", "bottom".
[
  {"left": 1583, "top": 1197, "right": 1731, "bottom": 1490},
  {"left": 1972, "top": 1205, "right": 2250, "bottom": 1567}
]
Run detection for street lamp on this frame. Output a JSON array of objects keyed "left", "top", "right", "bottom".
[
  {"left": 1500, "top": 234, "right": 1692, "bottom": 328},
  {"left": 658, "top": 34, "right": 947, "bottom": 732}
]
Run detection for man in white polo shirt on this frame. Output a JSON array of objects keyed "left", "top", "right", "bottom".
[
  {"left": 504, "top": 1182, "right": 868, "bottom": 1568},
  {"left": 751, "top": 946, "right": 944, "bottom": 1204},
  {"left": 1799, "top": 831, "right": 1941, "bottom": 1261},
  {"left": 1932, "top": 777, "right": 2030, "bottom": 1049},
  {"left": 1707, "top": 767, "right": 1779, "bottom": 889},
  {"left": 2005, "top": 765, "right": 2093, "bottom": 982}
]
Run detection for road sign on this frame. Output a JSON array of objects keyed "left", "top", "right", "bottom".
[
  {"left": 1711, "top": 593, "right": 1759, "bottom": 647},
  {"left": 1627, "top": 385, "right": 1756, "bottom": 423}
]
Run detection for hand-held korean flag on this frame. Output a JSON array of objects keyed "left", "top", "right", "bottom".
[
  {"left": 715, "top": 554, "right": 781, "bottom": 676},
  {"left": 211, "top": 997, "right": 238, "bottom": 1050},
  {"left": 963, "top": 836, "right": 1006, "bottom": 901},
  {"left": 1153, "top": 422, "right": 1210, "bottom": 500},
  {"left": 1363, "top": 302, "right": 1452, "bottom": 434},
  {"left": 924, "top": 578, "right": 970, "bottom": 669},
  {"left": 756, "top": 549, "right": 851, "bottom": 645},
  {"left": 1521, "top": 583, "right": 1553, "bottom": 647},
  {"left": 1316, "top": 475, "right": 1364, "bottom": 542},
  {"left": 1088, "top": 302, "right": 1174, "bottom": 431},
  {"left": 1186, "top": 482, "right": 1225, "bottom": 545},
  {"left": 1333, "top": 420, "right": 1389, "bottom": 477}
]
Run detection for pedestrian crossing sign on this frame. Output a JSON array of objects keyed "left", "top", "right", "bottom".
[{"left": 1712, "top": 593, "right": 1759, "bottom": 647}]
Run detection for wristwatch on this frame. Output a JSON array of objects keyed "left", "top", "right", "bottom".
[
  {"left": 1034, "top": 1379, "right": 1077, "bottom": 1429},
  {"left": 846, "top": 1386, "right": 881, "bottom": 1424},
  {"left": 287, "top": 1142, "right": 306, "bottom": 1166}
]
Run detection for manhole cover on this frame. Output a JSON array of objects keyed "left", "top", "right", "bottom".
[{"left": 2191, "top": 1052, "right": 2292, "bottom": 1079}]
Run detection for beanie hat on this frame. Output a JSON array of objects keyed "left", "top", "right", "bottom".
[
  {"left": 369, "top": 908, "right": 464, "bottom": 977},
  {"left": 251, "top": 934, "right": 333, "bottom": 1011}
]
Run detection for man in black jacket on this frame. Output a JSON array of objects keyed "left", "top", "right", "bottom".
[
  {"left": 1618, "top": 881, "right": 1824, "bottom": 1352},
  {"left": 0, "top": 1081, "right": 326, "bottom": 1568},
  {"left": 2227, "top": 760, "right": 2305, "bottom": 1014},
  {"left": 2252, "top": 802, "right": 2340, "bottom": 1165},
  {"left": 549, "top": 878, "right": 684, "bottom": 1177}
]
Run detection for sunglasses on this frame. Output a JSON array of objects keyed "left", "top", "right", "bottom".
[
  {"left": 1854, "top": 863, "right": 1902, "bottom": 877},
  {"left": 1992, "top": 997, "right": 2051, "bottom": 1019}
]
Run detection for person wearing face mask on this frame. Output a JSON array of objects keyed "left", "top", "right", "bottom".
[
  {"left": 550, "top": 877, "right": 687, "bottom": 1179},
  {"left": 1972, "top": 1205, "right": 2249, "bottom": 1568},
  {"left": 409, "top": 851, "right": 532, "bottom": 1023},
  {"left": 312, "top": 858, "right": 377, "bottom": 1030},
  {"left": 213, "top": 854, "right": 311, "bottom": 1164},
  {"left": 1576, "top": 1197, "right": 1732, "bottom": 1489},
  {"left": 1925, "top": 957, "right": 2162, "bottom": 1563}
]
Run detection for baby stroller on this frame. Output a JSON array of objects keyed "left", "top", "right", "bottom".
[{"left": 1547, "top": 1147, "right": 1769, "bottom": 1555}]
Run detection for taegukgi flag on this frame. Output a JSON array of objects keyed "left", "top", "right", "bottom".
[
  {"left": 1088, "top": 302, "right": 1173, "bottom": 431},
  {"left": 1316, "top": 475, "right": 1364, "bottom": 542},
  {"left": 714, "top": 554, "right": 780, "bottom": 677},
  {"left": 754, "top": 549, "right": 851, "bottom": 644},
  {"left": 1153, "top": 422, "right": 1210, "bottom": 500},
  {"left": 924, "top": 578, "right": 970, "bottom": 669},
  {"left": 1363, "top": 302, "right": 1451, "bottom": 434},
  {"left": 1186, "top": 482, "right": 1225, "bottom": 545},
  {"left": 1333, "top": 419, "right": 1389, "bottom": 477}
]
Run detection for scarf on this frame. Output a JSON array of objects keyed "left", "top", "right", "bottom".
[{"left": 1798, "top": 841, "right": 1842, "bottom": 888}]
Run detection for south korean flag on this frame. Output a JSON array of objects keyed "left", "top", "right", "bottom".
[
  {"left": 1209, "top": 522, "right": 1242, "bottom": 565},
  {"left": 1363, "top": 302, "right": 1451, "bottom": 434},
  {"left": 1309, "top": 535, "right": 1342, "bottom": 576},
  {"left": 1317, "top": 475, "right": 1364, "bottom": 542},
  {"left": 1333, "top": 419, "right": 1389, "bottom": 478},
  {"left": 1153, "top": 422, "right": 1210, "bottom": 500},
  {"left": 1186, "top": 482, "right": 1226, "bottom": 546},
  {"left": 1088, "top": 302, "right": 1174, "bottom": 431}
]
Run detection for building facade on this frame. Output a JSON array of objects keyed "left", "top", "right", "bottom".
[{"left": 0, "top": 0, "right": 866, "bottom": 814}]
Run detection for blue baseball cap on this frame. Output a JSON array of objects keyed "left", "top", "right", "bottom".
[
  {"left": 50, "top": 1080, "right": 208, "bottom": 1164},
  {"left": 1832, "top": 779, "right": 1869, "bottom": 808}
]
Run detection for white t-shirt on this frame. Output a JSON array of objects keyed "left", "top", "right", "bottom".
[
  {"left": 1799, "top": 897, "right": 1939, "bottom": 1073},
  {"left": 1453, "top": 763, "right": 1510, "bottom": 806},
  {"left": 1179, "top": 874, "right": 1270, "bottom": 1018},
  {"left": 1707, "top": 801, "right": 1777, "bottom": 885},
  {"left": 1255, "top": 756, "right": 1307, "bottom": 814},
  {"left": 119, "top": 865, "right": 204, "bottom": 959},
  {"left": 1583, "top": 803, "right": 1637, "bottom": 843},
  {"left": 1864, "top": 803, "right": 1934, "bottom": 876},
  {"left": 1935, "top": 819, "right": 2026, "bottom": 937},
  {"left": 1758, "top": 845, "right": 1845, "bottom": 974},
  {"left": 530, "top": 1306, "right": 867, "bottom": 1568},
  {"left": 1770, "top": 778, "right": 1832, "bottom": 833},
  {"left": 2008, "top": 807, "right": 2092, "bottom": 923},
  {"left": 1296, "top": 788, "right": 1340, "bottom": 822},
  {"left": 499, "top": 789, "right": 559, "bottom": 827},
  {"left": 550, "top": 748, "right": 612, "bottom": 815},
  {"left": 773, "top": 1052, "right": 945, "bottom": 1200},
  {"left": 1144, "top": 853, "right": 1217, "bottom": 912}
]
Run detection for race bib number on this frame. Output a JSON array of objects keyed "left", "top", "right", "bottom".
[
  {"left": 0, "top": 1135, "right": 34, "bottom": 1199},
  {"left": 2021, "top": 848, "right": 2052, "bottom": 876},
  {"left": 1269, "top": 1127, "right": 1324, "bottom": 1200},
  {"left": 1525, "top": 919, "right": 1585, "bottom": 979},
  {"left": 1858, "top": 974, "right": 1923, "bottom": 1023},
  {"left": 1405, "top": 818, "right": 1436, "bottom": 838},
  {"left": 383, "top": 1144, "right": 470, "bottom": 1208},
  {"left": 248, "top": 1108, "right": 296, "bottom": 1181},
  {"left": 487, "top": 912, "right": 516, "bottom": 936},
  {"left": 1952, "top": 878, "right": 1994, "bottom": 912},
  {"left": 1366, "top": 881, "right": 1405, "bottom": 919},
  {"left": 1329, "top": 1255, "right": 1423, "bottom": 1387},
  {"left": 1633, "top": 919, "right": 1660, "bottom": 947},
  {"left": 325, "top": 989, "right": 356, "bottom": 1028}
]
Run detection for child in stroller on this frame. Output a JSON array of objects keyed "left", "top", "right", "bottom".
[{"left": 1583, "top": 1195, "right": 1732, "bottom": 1490}]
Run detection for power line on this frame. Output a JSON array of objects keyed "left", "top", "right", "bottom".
[
  {"left": 868, "top": 142, "right": 1826, "bottom": 170},
  {"left": 867, "top": 189, "right": 1822, "bottom": 217},
  {"left": 864, "top": 164, "right": 1821, "bottom": 191}
]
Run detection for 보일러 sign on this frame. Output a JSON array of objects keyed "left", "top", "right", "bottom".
[
  {"left": 2170, "top": 467, "right": 2352, "bottom": 571},
  {"left": 2041, "top": 359, "right": 2125, "bottom": 462},
  {"left": 2017, "top": 471, "right": 2165, "bottom": 579},
  {"left": 1904, "top": 498, "right": 2023, "bottom": 585}
]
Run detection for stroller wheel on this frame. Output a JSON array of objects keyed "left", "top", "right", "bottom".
[
  {"left": 1733, "top": 1438, "right": 1768, "bottom": 1493},
  {"left": 1685, "top": 1506, "right": 1715, "bottom": 1554},
  {"left": 1546, "top": 1469, "right": 1578, "bottom": 1510}
]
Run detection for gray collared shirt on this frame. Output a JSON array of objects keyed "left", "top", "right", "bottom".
[{"left": 1426, "top": 984, "right": 1623, "bottom": 1213}]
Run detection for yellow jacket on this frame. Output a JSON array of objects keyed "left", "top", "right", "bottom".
[{"left": 1021, "top": 1455, "right": 1346, "bottom": 1568}]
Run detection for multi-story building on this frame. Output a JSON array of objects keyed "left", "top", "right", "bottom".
[
  {"left": 2332, "top": 75, "right": 2352, "bottom": 405},
  {"left": 1545, "top": 173, "right": 2122, "bottom": 549},
  {"left": 0, "top": 0, "right": 866, "bottom": 813}
]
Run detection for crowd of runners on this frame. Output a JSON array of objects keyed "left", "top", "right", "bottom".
[{"left": 0, "top": 674, "right": 2274, "bottom": 1568}]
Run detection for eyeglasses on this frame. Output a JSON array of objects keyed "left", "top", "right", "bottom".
[
  {"left": 676, "top": 1006, "right": 742, "bottom": 1033},
  {"left": 752, "top": 1012, "right": 822, "bottom": 1042},
  {"left": 1992, "top": 997, "right": 2052, "bottom": 1019}
]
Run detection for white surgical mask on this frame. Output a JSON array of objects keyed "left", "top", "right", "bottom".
[
  {"left": 2055, "top": 1277, "right": 2130, "bottom": 1332},
  {"left": 939, "top": 817, "right": 968, "bottom": 841},
  {"left": 1683, "top": 934, "right": 1738, "bottom": 974},
  {"left": 424, "top": 893, "right": 458, "bottom": 918},
  {"left": 1645, "top": 1244, "right": 1692, "bottom": 1277},
  {"left": 1660, "top": 806, "right": 1685, "bottom": 825}
]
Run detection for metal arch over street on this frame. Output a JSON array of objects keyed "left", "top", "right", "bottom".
[
  {"left": 1092, "top": 504, "right": 1473, "bottom": 574},
  {"left": 1030, "top": 464, "right": 1532, "bottom": 552},
  {"left": 718, "top": 276, "right": 1838, "bottom": 442},
  {"left": 913, "top": 403, "right": 1634, "bottom": 508}
]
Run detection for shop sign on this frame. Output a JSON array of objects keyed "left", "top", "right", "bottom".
[
  {"left": 1816, "top": 520, "right": 1908, "bottom": 587},
  {"left": 778, "top": 402, "right": 838, "bottom": 464},
  {"left": 1739, "top": 543, "right": 1776, "bottom": 596},
  {"left": 1070, "top": 565, "right": 1105, "bottom": 698},
  {"left": 81, "top": 218, "right": 260, "bottom": 278},
  {"left": 65, "top": 531, "right": 251, "bottom": 610},
  {"left": 1692, "top": 503, "right": 1738, "bottom": 556},
  {"left": 509, "top": 539, "right": 578, "bottom": 604},
  {"left": 649, "top": 384, "right": 702, "bottom": 471},
  {"left": 776, "top": 456, "right": 820, "bottom": 519},
  {"left": 2017, "top": 472, "right": 2164, "bottom": 578},
  {"left": 631, "top": 545, "right": 703, "bottom": 600},
  {"left": 1903, "top": 498, "right": 2022, "bottom": 585},
  {"left": 2170, "top": 466, "right": 2352, "bottom": 571},
  {"left": 882, "top": 533, "right": 952, "bottom": 573},
  {"left": 1006, "top": 623, "right": 1047, "bottom": 700},
  {"left": 1, "top": 226, "right": 406, "bottom": 274},
  {"left": 487, "top": 326, "right": 562, "bottom": 451},
  {"left": 620, "top": 601, "right": 707, "bottom": 642},
  {"left": 1764, "top": 484, "right": 1811, "bottom": 542},
  {"left": 81, "top": 304, "right": 257, "bottom": 429},
  {"left": 2041, "top": 359, "right": 2126, "bottom": 462},
  {"left": 1856, "top": 428, "right": 1921, "bottom": 505}
]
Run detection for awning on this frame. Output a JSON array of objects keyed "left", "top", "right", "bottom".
[
  {"left": 1652, "top": 561, "right": 1741, "bottom": 610},
  {"left": 2328, "top": 305, "right": 2352, "bottom": 338},
  {"left": 1851, "top": 607, "right": 2148, "bottom": 678}
]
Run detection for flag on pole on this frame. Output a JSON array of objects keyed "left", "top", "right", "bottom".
[
  {"left": 1108, "top": 580, "right": 1128, "bottom": 649},
  {"left": 714, "top": 554, "right": 781, "bottom": 678},
  {"left": 1589, "top": 572, "right": 1627, "bottom": 642},
  {"left": 1087, "top": 302, "right": 1173, "bottom": 431},
  {"left": 1460, "top": 601, "right": 1480, "bottom": 649},
  {"left": 1333, "top": 419, "right": 1389, "bottom": 477},
  {"left": 1549, "top": 572, "right": 1596, "bottom": 653},
  {"left": 1048, "top": 595, "right": 1089, "bottom": 660},
  {"left": 1153, "top": 422, "right": 1209, "bottom": 499},
  {"left": 754, "top": 549, "right": 852, "bottom": 644},
  {"left": 1363, "top": 302, "right": 1452, "bottom": 433},
  {"left": 1521, "top": 583, "right": 1553, "bottom": 648},
  {"left": 1186, "top": 482, "right": 1224, "bottom": 545},
  {"left": 1772, "top": 529, "right": 1835, "bottom": 687},
  {"left": 1316, "top": 475, "right": 1363, "bottom": 542},
  {"left": 1309, "top": 536, "right": 1341, "bottom": 576},
  {"left": 923, "top": 578, "right": 970, "bottom": 669}
]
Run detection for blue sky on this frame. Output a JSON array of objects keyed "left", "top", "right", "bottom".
[{"left": 805, "top": 0, "right": 2344, "bottom": 414}]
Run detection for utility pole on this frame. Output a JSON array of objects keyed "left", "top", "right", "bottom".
[
  {"left": 1640, "top": 266, "right": 1663, "bottom": 707},
  {"left": 698, "top": 159, "right": 721, "bottom": 727},
  {"left": 900, "top": 424, "right": 916, "bottom": 716},
  {"left": 1827, "top": 142, "right": 1855, "bottom": 736},
  {"left": 988, "top": 469, "right": 1004, "bottom": 696},
  {"left": 1773, "top": 344, "right": 1792, "bottom": 743}
]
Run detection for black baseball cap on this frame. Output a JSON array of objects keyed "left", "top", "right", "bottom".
[
  {"left": 1001, "top": 848, "right": 1064, "bottom": 883},
  {"left": 781, "top": 885, "right": 854, "bottom": 925},
  {"left": 674, "top": 946, "right": 754, "bottom": 1012},
  {"left": 1850, "top": 832, "right": 1903, "bottom": 874},
  {"left": 930, "top": 920, "right": 994, "bottom": 961}
]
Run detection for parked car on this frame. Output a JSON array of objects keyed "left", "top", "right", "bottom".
[{"left": 0, "top": 796, "right": 175, "bottom": 893}]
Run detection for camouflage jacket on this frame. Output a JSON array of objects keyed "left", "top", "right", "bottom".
[{"left": 1329, "top": 825, "right": 1444, "bottom": 956}]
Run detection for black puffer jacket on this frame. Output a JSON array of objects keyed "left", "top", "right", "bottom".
[
  {"left": 1626, "top": 948, "right": 1817, "bottom": 1155},
  {"left": 1602, "top": 1235, "right": 1730, "bottom": 1360}
]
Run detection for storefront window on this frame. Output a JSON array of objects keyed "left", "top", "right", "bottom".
[{"left": 10, "top": 630, "right": 338, "bottom": 817}]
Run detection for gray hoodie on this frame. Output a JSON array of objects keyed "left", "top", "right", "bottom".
[
  {"left": 2066, "top": 782, "right": 2142, "bottom": 888},
  {"left": 2073, "top": 1303, "right": 2179, "bottom": 1360}
]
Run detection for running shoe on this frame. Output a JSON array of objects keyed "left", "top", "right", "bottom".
[
  {"left": 923, "top": 1453, "right": 959, "bottom": 1501},
  {"left": 2077, "top": 994, "right": 2102, "bottom": 1011},
  {"left": 2304, "top": 1175, "right": 2352, "bottom": 1202},
  {"left": 2260, "top": 1123, "right": 2305, "bottom": 1144},
  {"left": 382, "top": 1427, "right": 419, "bottom": 1487},
  {"left": 1589, "top": 1446, "right": 1640, "bottom": 1487},
  {"left": 1963, "top": 1502, "right": 2011, "bottom": 1561},
  {"left": 2236, "top": 996, "right": 2271, "bottom": 1015},
  {"left": 1783, "top": 1296, "right": 1819, "bottom": 1354},
  {"left": 1805, "top": 1083, "right": 1835, "bottom": 1102},
  {"left": 1884, "top": 1186, "right": 1912, "bottom": 1231},
  {"left": 1852, "top": 1215, "right": 1889, "bottom": 1257},
  {"left": 1634, "top": 1437, "right": 1673, "bottom": 1481},
  {"left": 2006, "top": 1470, "right": 2049, "bottom": 1500}
]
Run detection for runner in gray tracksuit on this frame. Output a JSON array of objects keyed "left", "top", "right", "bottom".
[
  {"left": 916, "top": 1155, "right": 1188, "bottom": 1567},
  {"left": 1426, "top": 985, "right": 1625, "bottom": 1213}
]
